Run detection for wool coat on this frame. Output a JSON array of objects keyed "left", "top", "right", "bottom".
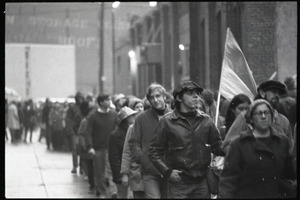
[
  {"left": 120, "top": 125, "right": 144, "bottom": 192},
  {"left": 219, "top": 127, "right": 294, "bottom": 198},
  {"left": 7, "top": 103, "right": 20, "bottom": 130},
  {"left": 108, "top": 123, "right": 129, "bottom": 184}
]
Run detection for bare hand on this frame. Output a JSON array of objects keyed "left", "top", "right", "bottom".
[
  {"left": 88, "top": 148, "right": 95, "bottom": 155},
  {"left": 169, "top": 170, "right": 182, "bottom": 182},
  {"left": 121, "top": 174, "right": 129, "bottom": 186}
]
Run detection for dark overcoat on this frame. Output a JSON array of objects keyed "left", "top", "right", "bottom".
[{"left": 219, "top": 127, "right": 294, "bottom": 198}]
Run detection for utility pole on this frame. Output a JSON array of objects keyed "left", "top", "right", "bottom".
[{"left": 99, "top": 2, "right": 104, "bottom": 93}]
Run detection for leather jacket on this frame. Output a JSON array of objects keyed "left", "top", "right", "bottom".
[{"left": 148, "top": 109, "right": 225, "bottom": 179}]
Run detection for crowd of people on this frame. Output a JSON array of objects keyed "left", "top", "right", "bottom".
[{"left": 5, "top": 75, "right": 297, "bottom": 199}]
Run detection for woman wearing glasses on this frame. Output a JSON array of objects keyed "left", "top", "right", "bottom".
[{"left": 218, "top": 99, "right": 295, "bottom": 198}]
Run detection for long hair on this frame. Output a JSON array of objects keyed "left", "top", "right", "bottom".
[
  {"left": 146, "top": 83, "right": 166, "bottom": 102},
  {"left": 225, "top": 94, "right": 251, "bottom": 133}
]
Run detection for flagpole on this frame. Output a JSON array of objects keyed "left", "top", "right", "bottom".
[
  {"left": 215, "top": 92, "right": 221, "bottom": 126},
  {"left": 215, "top": 28, "right": 230, "bottom": 126}
]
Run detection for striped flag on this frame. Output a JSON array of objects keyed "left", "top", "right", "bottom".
[
  {"left": 215, "top": 28, "right": 257, "bottom": 126},
  {"left": 219, "top": 28, "right": 257, "bottom": 101}
]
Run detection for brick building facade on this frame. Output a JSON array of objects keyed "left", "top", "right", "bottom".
[{"left": 116, "top": 2, "right": 297, "bottom": 98}]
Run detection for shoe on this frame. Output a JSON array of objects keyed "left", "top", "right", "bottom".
[
  {"left": 96, "top": 191, "right": 100, "bottom": 197},
  {"left": 99, "top": 194, "right": 106, "bottom": 198},
  {"left": 88, "top": 186, "right": 94, "bottom": 194},
  {"left": 71, "top": 168, "right": 77, "bottom": 174},
  {"left": 79, "top": 168, "right": 84, "bottom": 175},
  {"left": 111, "top": 193, "right": 117, "bottom": 199}
]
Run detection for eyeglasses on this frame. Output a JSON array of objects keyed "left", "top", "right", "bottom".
[
  {"left": 184, "top": 90, "right": 201, "bottom": 96},
  {"left": 253, "top": 110, "right": 271, "bottom": 117}
]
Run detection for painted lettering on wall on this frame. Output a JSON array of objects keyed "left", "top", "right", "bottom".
[{"left": 6, "top": 15, "right": 93, "bottom": 29}]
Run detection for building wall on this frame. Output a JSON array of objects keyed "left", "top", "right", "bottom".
[
  {"left": 122, "top": 2, "right": 297, "bottom": 97},
  {"left": 275, "top": 2, "right": 297, "bottom": 82},
  {"left": 5, "top": 2, "right": 154, "bottom": 97},
  {"left": 241, "top": 2, "right": 277, "bottom": 85}
]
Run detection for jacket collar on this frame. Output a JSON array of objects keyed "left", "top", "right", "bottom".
[
  {"left": 170, "top": 108, "right": 207, "bottom": 120},
  {"left": 239, "top": 126, "right": 282, "bottom": 141}
]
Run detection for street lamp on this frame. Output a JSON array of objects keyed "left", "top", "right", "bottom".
[{"left": 112, "top": 1, "right": 120, "bottom": 94}]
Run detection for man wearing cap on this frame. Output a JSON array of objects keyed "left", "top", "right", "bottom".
[
  {"left": 109, "top": 106, "right": 138, "bottom": 198},
  {"left": 129, "top": 83, "right": 171, "bottom": 198},
  {"left": 148, "top": 80, "right": 225, "bottom": 198},
  {"left": 223, "top": 80, "right": 293, "bottom": 154}
]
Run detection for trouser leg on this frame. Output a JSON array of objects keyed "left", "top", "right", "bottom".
[
  {"left": 9, "top": 129, "right": 16, "bottom": 143},
  {"left": 71, "top": 135, "right": 78, "bottom": 169},
  {"left": 87, "top": 158, "right": 95, "bottom": 188},
  {"left": 94, "top": 149, "right": 107, "bottom": 195},
  {"left": 142, "top": 174, "right": 162, "bottom": 198}
]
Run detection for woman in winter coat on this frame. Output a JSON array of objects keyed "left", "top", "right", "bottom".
[
  {"left": 219, "top": 99, "right": 296, "bottom": 198},
  {"left": 120, "top": 97, "right": 145, "bottom": 198},
  {"left": 108, "top": 106, "right": 138, "bottom": 198},
  {"left": 7, "top": 101, "right": 20, "bottom": 143}
]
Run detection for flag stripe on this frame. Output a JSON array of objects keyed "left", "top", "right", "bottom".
[{"left": 219, "top": 28, "right": 257, "bottom": 101}]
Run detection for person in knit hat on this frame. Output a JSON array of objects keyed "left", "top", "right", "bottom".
[
  {"left": 223, "top": 80, "right": 293, "bottom": 155},
  {"left": 108, "top": 107, "right": 138, "bottom": 198},
  {"left": 128, "top": 97, "right": 144, "bottom": 112},
  {"left": 219, "top": 99, "right": 296, "bottom": 198},
  {"left": 121, "top": 97, "right": 145, "bottom": 198}
]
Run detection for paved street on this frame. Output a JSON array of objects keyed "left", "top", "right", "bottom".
[{"left": 5, "top": 128, "right": 96, "bottom": 198}]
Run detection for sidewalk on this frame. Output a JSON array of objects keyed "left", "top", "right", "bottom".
[{"left": 5, "top": 129, "right": 96, "bottom": 198}]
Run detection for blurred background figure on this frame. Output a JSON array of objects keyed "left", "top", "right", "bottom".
[
  {"left": 48, "top": 101, "right": 65, "bottom": 150},
  {"left": 7, "top": 100, "right": 20, "bottom": 144},
  {"left": 23, "top": 99, "right": 38, "bottom": 143},
  {"left": 277, "top": 75, "right": 297, "bottom": 134},
  {"left": 42, "top": 98, "right": 52, "bottom": 150},
  {"left": 5, "top": 99, "right": 9, "bottom": 141},
  {"left": 113, "top": 93, "right": 128, "bottom": 112},
  {"left": 66, "top": 91, "right": 85, "bottom": 174},
  {"left": 224, "top": 94, "right": 251, "bottom": 140}
]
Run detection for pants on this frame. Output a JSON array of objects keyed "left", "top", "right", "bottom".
[
  {"left": 94, "top": 148, "right": 108, "bottom": 195},
  {"left": 71, "top": 135, "right": 81, "bottom": 169},
  {"left": 142, "top": 174, "right": 163, "bottom": 198},
  {"left": 24, "top": 125, "right": 34, "bottom": 142},
  {"left": 86, "top": 158, "right": 94, "bottom": 188},
  {"left": 39, "top": 128, "right": 45, "bottom": 142},
  {"left": 167, "top": 176, "right": 210, "bottom": 198},
  {"left": 116, "top": 183, "right": 128, "bottom": 198},
  {"left": 9, "top": 129, "right": 18, "bottom": 143},
  {"left": 45, "top": 125, "right": 52, "bottom": 148},
  {"left": 133, "top": 191, "right": 146, "bottom": 199}
]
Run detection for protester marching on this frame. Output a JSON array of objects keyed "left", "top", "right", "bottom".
[{"left": 5, "top": 28, "right": 297, "bottom": 199}]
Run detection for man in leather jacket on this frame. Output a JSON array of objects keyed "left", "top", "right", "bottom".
[{"left": 148, "top": 80, "right": 225, "bottom": 198}]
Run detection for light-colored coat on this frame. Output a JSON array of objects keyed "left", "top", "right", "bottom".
[
  {"left": 120, "top": 124, "right": 144, "bottom": 192},
  {"left": 7, "top": 103, "right": 20, "bottom": 130}
]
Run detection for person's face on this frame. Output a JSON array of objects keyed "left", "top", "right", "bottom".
[
  {"left": 99, "top": 98, "right": 111, "bottom": 109},
  {"left": 134, "top": 102, "right": 144, "bottom": 112},
  {"left": 148, "top": 88, "right": 166, "bottom": 110},
  {"left": 115, "top": 98, "right": 127, "bottom": 111},
  {"left": 233, "top": 102, "right": 250, "bottom": 117},
  {"left": 260, "top": 89, "right": 280, "bottom": 108},
  {"left": 77, "top": 97, "right": 84, "bottom": 105},
  {"left": 251, "top": 104, "right": 272, "bottom": 132},
  {"left": 179, "top": 89, "right": 202, "bottom": 112}
]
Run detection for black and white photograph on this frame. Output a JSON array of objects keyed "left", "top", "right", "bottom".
[{"left": 5, "top": 2, "right": 297, "bottom": 198}]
